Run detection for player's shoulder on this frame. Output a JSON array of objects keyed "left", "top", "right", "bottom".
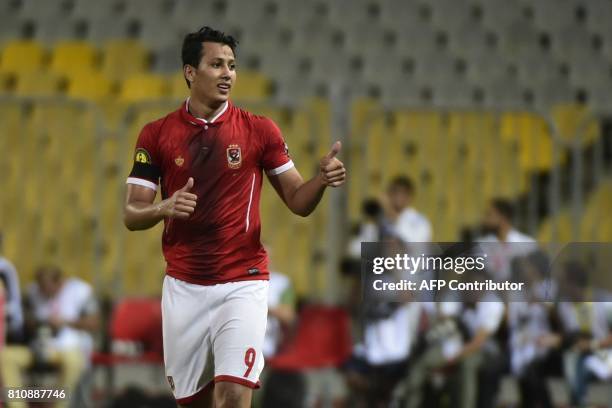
[
  {"left": 139, "top": 105, "right": 186, "bottom": 137},
  {"left": 231, "top": 103, "right": 280, "bottom": 133}
]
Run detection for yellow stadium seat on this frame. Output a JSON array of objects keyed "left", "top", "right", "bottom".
[
  {"left": 580, "top": 182, "right": 612, "bottom": 241},
  {"left": 0, "top": 71, "right": 14, "bottom": 92},
  {"left": 351, "top": 98, "right": 379, "bottom": 137},
  {"left": 551, "top": 103, "right": 600, "bottom": 146},
  {"left": 50, "top": 41, "right": 97, "bottom": 77},
  {"left": 169, "top": 71, "right": 189, "bottom": 99},
  {"left": 538, "top": 210, "right": 573, "bottom": 243},
  {"left": 500, "top": 112, "right": 556, "bottom": 172},
  {"left": 231, "top": 70, "right": 271, "bottom": 100},
  {"left": 101, "top": 40, "right": 149, "bottom": 81},
  {"left": 118, "top": 73, "right": 168, "bottom": 102},
  {"left": 0, "top": 40, "right": 46, "bottom": 74},
  {"left": 66, "top": 71, "right": 114, "bottom": 100},
  {"left": 14, "top": 70, "right": 63, "bottom": 97}
]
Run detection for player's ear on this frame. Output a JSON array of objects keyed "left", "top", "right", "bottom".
[{"left": 184, "top": 64, "right": 195, "bottom": 86}]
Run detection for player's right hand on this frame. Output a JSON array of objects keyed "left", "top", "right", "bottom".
[{"left": 164, "top": 177, "right": 198, "bottom": 219}]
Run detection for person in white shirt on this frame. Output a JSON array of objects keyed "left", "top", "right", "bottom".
[
  {"left": 553, "top": 261, "right": 612, "bottom": 406},
  {"left": 0, "top": 266, "right": 99, "bottom": 408},
  {"left": 345, "top": 301, "right": 424, "bottom": 408},
  {"left": 263, "top": 271, "right": 296, "bottom": 359},
  {"left": 476, "top": 198, "right": 537, "bottom": 281},
  {"left": 347, "top": 198, "right": 384, "bottom": 259},
  {"left": 0, "top": 233, "right": 24, "bottom": 343},
  {"left": 383, "top": 176, "right": 432, "bottom": 243}
]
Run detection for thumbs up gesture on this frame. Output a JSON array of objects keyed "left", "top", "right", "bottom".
[
  {"left": 164, "top": 177, "right": 198, "bottom": 219},
  {"left": 319, "top": 141, "right": 346, "bottom": 188}
]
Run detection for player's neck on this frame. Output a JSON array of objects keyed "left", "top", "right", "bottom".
[{"left": 188, "top": 97, "right": 225, "bottom": 122}]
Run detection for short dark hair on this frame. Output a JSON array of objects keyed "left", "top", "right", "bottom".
[
  {"left": 181, "top": 26, "right": 239, "bottom": 88},
  {"left": 491, "top": 198, "right": 514, "bottom": 221},
  {"left": 388, "top": 175, "right": 415, "bottom": 195}
]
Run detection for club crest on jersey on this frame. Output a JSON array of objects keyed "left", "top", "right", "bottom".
[
  {"left": 226, "top": 144, "right": 242, "bottom": 169},
  {"left": 175, "top": 156, "right": 184, "bottom": 167}
]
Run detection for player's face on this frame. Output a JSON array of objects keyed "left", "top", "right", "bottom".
[{"left": 188, "top": 42, "right": 236, "bottom": 105}]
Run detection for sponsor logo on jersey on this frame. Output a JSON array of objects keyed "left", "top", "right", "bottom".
[
  {"left": 167, "top": 376, "right": 175, "bottom": 391},
  {"left": 175, "top": 156, "right": 184, "bottom": 167},
  {"left": 135, "top": 148, "right": 151, "bottom": 164},
  {"left": 227, "top": 144, "right": 242, "bottom": 169}
]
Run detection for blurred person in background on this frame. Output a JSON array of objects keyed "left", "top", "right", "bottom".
[
  {"left": 0, "top": 266, "right": 99, "bottom": 408},
  {"left": 0, "top": 232, "right": 24, "bottom": 344},
  {"left": 382, "top": 176, "right": 432, "bottom": 243},
  {"left": 347, "top": 198, "right": 384, "bottom": 258},
  {"left": 258, "top": 266, "right": 298, "bottom": 407},
  {"left": 123, "top": 26, "right": 346, "bottom": 408},
  {"left": 507, "top": 252, "right": 559, "bottom": 408},
  {"left": 554, "top": 261, "right": 612, "bottom": 406},
  {"left": 392, "top": 302, "right": 464, "bottom": 408},
  {"left": 263, "top": 271, "right": 296, "bottom": 359},
  {"left": 477, "top": 198, "right": 537, "bottom": 281},
  {"left": 343, "top": 300, "right": 424, "bottom": 408},
  {"left": 444, "top": 280, "right": 506, "bottom": 408}
]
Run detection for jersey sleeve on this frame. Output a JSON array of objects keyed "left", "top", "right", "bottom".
[
  {"left": 126, "top": 123, "right": 161, "bottom": 191},
  {"left": 259, "top": 118, "right": 294, "bottom": 176}
]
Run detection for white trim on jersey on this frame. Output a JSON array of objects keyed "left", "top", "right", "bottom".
[
  {"left": 266, "top": 160, "right": 294, "bottom": 176},
  {"left": 185, "top": 98, "right": 228, "bottom": 123},
  {"left": 126, "top": 177, "right": 158, "bottom": 191},
  {"left": 245, "top": 173, "right": 256, "bottom": 232}
]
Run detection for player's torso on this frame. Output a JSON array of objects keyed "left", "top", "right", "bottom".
[{"left": 156, "top": 105, "right": 265, "bottom": 235}]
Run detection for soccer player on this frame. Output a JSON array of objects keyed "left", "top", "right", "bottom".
[{"left": 123, "top": 26, "right": 346, "bottom": 408}]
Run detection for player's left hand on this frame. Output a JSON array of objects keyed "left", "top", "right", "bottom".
[{"left": 319, "top": 141, "right": 346, "bottom": 187}]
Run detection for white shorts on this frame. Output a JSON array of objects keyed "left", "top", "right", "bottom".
[{"left": 161, "top": 276, "right": 268, "bottom": 404}]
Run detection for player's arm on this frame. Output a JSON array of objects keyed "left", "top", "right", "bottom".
[
  {"left": 268, "top": 141, "right": 346, "bottom": 217},
  {"left": 124, "top": 178, "right": 197, "bottom": 231}
]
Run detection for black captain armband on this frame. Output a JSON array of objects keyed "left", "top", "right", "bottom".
[{"left": 129, "top": 148, "right": 161, "bottom": 182}]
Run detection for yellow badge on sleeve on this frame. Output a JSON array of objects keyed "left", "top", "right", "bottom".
[{"left": 135, "top": 148, "right": 152, "bottom": 164}]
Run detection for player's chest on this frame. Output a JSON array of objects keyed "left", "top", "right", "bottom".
[{"left": 159, "top": 125, "right": 259, "bottom": 175}]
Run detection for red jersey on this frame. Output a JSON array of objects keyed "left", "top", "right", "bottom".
[{"left": 126, "top": 100, "right": 293, "bottom": 285}]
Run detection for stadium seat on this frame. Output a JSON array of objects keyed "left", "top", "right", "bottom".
[
  {"left": 50, "top": 40, "right": 98, "bottom": 77},
  {"left": 231, "top": 70, "right": 271, "bottom": 100},
  {"left": 550, "top": 103, "right": 600, "bottom": 146},
  {"left": 580, "top": 182, "right": 612, "bottom": 241},
  {"left": 0, "top": 40, "right": 46, "bottom": 74},
  {"left": 529, "top": 0, "right": 578, "bottom": 32},
  {"left": 17, "top": 0, "right": 72, "bottom": 20},
  {"left": 92, "top": 298, "right": 164, "bottom": 390},
  {"left": 82, "top": 17, "right": 133, "bottom": 44},
  {"left": 101, "top": 39, "right": 149, "bottom": 80},
  {"left": 268, "top": 305, "right": 352, "bottom": 370},
  {"left": 14, "top": 70, "right": 64, "bottom": 97},
  {"left": 118, "top": 73, "right": 168, "bottom": 102},
  {"left": 550, "top": 25, "right": 596, "bottom": 64},
  {"left": 72, "top": 0, "right": 122, "bottom": 21},
  {"left": 529, "top": 79, "right": 574, "bottom": 110},
  {"left": 169, "top": 0, "right": 226, "bottom": 31},
  {"left": 66, "top": 70, "right": 114, "bottom": 101},
  {"left": 584, "top": 0, "right": 612, "bottom": 35},
  {"left": 378, "top": 0, "right": 424, "bottom": 30},
  {"left": 538, "top": 209, "right": 573, "bottom": 242}
]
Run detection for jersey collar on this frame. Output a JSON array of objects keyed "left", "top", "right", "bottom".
[{"left": 182, "top": 98, "right": 229, "bottom": 126}]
